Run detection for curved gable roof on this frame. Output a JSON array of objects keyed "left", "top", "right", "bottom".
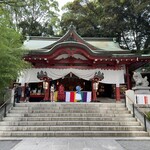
[
  {"left": 42, "top": 24, "right": 98, "bottom": 50},
  {"left": 29, "top": 42, "right": 96, "bottom": 57},
  {"left": 23, "top": 24, "right": 129, "bottom": 53}
]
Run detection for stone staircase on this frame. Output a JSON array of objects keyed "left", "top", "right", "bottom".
[{"left": 0, "top": 102, "right": 149, "bottom": 137}]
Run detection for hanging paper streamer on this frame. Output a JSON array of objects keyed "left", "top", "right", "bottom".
[
  {"left": 86, "top": 92, "right": 92, "bottom": 103},
  {"left": 65, "top": 92, "right": 71, "bottom": 102}
]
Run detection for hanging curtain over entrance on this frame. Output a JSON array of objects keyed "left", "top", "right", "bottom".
[{"left": 18, "top": 68, "right": 125, "bottom": 85}]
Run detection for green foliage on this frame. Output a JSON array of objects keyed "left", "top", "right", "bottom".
[
  {"left": 60, "top": 0, "right": 104, "bottom": 37},
  {"left": 60, "top": 0, "right": 150, "bottom": 50},
  {"left": 100, "top": 0, "right": 150, "bottom": 50},
  {"left": 1, "top": 0, "right": 60, "bottom": 37},
  {"left": 18, "top": 20, "right": 54, "bottom": 37},
  {"left": 0, "top": 11, "right": 30, "bottom": 92},
  {"left": 146, "top": 112, "right": 150, "bottom": 121},
  {"left": 0, "top": 88, "right": 11, "bottom": 105}
]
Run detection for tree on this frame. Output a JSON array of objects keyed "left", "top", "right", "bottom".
[
  {"left": 60, "top": 0, "right": 104, "bottom": 37},
  {"left": 60, "top": 0, "right": 150, "bottom": 51},
  {"left": 1, "top": 0, "right": 60, "bottom": 37},
  {"left": 99, "top": 0, "right": 150, "bottom": 51},
  {"left": 0, "top": 9, "right": 29, "bottom": 99}
]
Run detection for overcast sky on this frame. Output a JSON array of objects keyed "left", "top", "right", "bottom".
[
  {"left": 57, "top": 0, "right": 73, "bottom": 8},
  {"left": 57, "top": 0, "right": 73, "bottom": 15}
]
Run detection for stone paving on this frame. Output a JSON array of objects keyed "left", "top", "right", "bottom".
[
  {"left": 117, "top": 139, "right": 150, "bottom": 150},
  {"left": 0, "top": 138, "right": 150, "bottom": 150},
  {"left": 0, "top": 140, "right": 21, "bottom": 150}
]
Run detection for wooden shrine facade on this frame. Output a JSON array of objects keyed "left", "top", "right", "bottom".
[{"left": 21, "top": 24, "right": 150, "bottom": 102}]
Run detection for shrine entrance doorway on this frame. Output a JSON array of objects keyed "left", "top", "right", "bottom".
[
  {"left": 97, "top": 83, "right": 113, "bottom": 98},
  {"left": 54, "top": 73, "right": 92, "bottom": 92}
]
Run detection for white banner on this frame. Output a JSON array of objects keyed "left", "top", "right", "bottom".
[
  {"left": 18, "top": 68, "right": 125, "bottom": 85},
  {"left": 136, "top": 95, "right": 150, "bottom": 104}
]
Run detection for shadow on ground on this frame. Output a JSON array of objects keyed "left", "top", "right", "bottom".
[{"left": 0, "top": 140, "right": 21, "bottom": 150}]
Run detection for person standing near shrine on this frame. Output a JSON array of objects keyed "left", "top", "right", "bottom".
[
  {"left": 13, "top": 84, "right": 18, "bottom": 104},
  {"left": 24, "top": 84, "right": 30, "bottom": 102},
  {"left": 15, "top": 83, "right": 22, "bottom": 103}
]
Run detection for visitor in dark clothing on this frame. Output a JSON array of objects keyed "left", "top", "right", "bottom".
[
  {"left": 24, "top": 84, "right": 30, "bottom": 102},
  {"left": 15, "top": 83, "right": 22, "bottom": 103}
]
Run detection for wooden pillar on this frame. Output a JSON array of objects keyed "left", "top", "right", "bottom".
[
  {"left": 92, "top": 81, "right": 96, "bottom": 102},
  {"left": 43, "top": 80, "right": 50, "bottom": 101},
  {"left": 115, "top": 83, "right": 121, "bottom": 101},
  {"left": 92, "top": 80, "right": 99, "bottom": 102},
  {"left": 126, "top": 65, "right": 131, "bottom": 89}
]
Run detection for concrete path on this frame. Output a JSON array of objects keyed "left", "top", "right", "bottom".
[{"left": 1, "top": 138, "right": 150, "bottom": 150}]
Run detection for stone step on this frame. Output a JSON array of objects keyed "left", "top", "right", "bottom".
[
  {"left": 0, "top": 121, "right": 140, "bottom": 126},
  {"left": 7, "top": 113, "right": 132, "bottom": 117},
  {"left": 0, "top": 102, "right": 148, "bottom": 138},
  {"left": 0, "top": 131, "right": 148, "bottom": 137},
  {"left": 12, "top": 106, "right": 127, "bottom": 110},
  {"left": 9, "top": 109, "right": 129, "bottom": 113},
  {"left": 3, "top": 116, "right": 136, "bottom": 121},
  {"left": 14, "top": 103, "right": 125, "bottom": 108},
  {"left": 0, "top": 126, "right": 144, "bottom": 131}
]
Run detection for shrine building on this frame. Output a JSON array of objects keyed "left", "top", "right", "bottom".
[{"left": 18, "top": 24, "right": 150, "bottom": 102}]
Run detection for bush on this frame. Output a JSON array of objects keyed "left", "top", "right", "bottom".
[{"left": 146, "top": 111, "right": 150, "bottom": 121}]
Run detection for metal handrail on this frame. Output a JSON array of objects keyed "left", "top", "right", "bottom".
[
  {"left": 124, "top": 92, "right": 148, "bottom": 132},
  {"left": 0, "top": 99, "right": 11, "bottom": 110},
  {"left": 0, "top": 90, "right": 14, "bottom": 120}
]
